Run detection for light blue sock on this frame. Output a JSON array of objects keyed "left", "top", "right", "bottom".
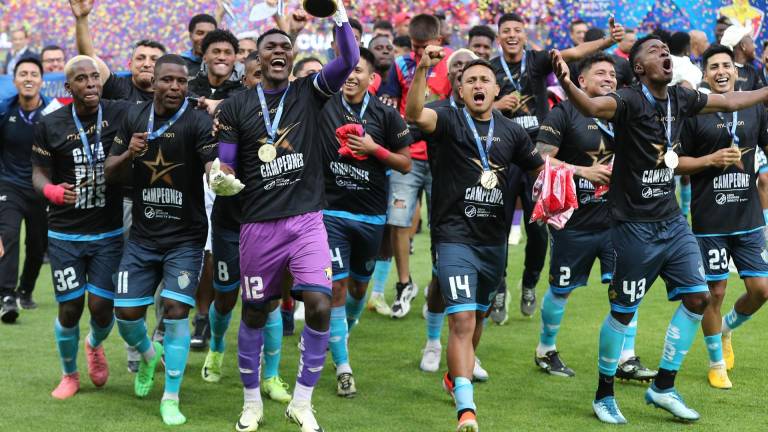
[
  {"left": 345, "top": 292, "right": 366, "bottom": 331},
  {"left": 763, "top": 209, "right": 768, "bottom": 225},
  {"left": 539, "top": 289, "right": 567, "bottom": 348},
  {"left": 426, "top": 311, "right": 444, "bottom": 341},
  {"left": 453, "top": 376, "right": 476, "bottom": 413},
  {"left": 116, "top": 317, "right": 152, "bottom": 354},
  {"left": 329, "top": 306, "right": 349, "bottom": 367},
  {"left": 723, "top": 308, "right": 752, "bottom": 333},
  {"left": 704, "top": 333, "right": 723, "bottom": 364},
  {"left": 163, "top": 318, "right": 191, "bottom": 397},
  {"left": 680, "top": 183, "right": 691, "bottom": 215},
  {"left": 88, "top": 317, "right": 114, "bottom": 348},
  {"left": 598, "top": 314, "right": 629, "bottom": 376},
  {"left": 371, "top": 259, "right": 392, "bottom": 295},
  {"left": 659, "top": 304, "right": 702, "bottom": 371},
  {"left": 622, "top": 312, "right": 638, "bottom": 353},
  {"left": 208, "top": 302, "right": 232, "bottom": 353},
  {"left": 263, "top": 308, "right": 283, "bottom": 380},
  {"left": 54, "top": 319, "right": 79, "bottom": 375}
]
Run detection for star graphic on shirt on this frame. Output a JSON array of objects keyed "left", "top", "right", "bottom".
[
  {"left": 259, "top": 122, "right": 301, "bottom": 153},
  {"left": 724, "top": 146, "right": 753, "bottom": 172},
  {"left": 470, "top": 158, "right": 505, "bottom": 173},
  {"left": 586, "top": 139, "right": 614, "bottom": 165},
  {"left": 142, "top": 148, "right": 183, "bottom": 185}
]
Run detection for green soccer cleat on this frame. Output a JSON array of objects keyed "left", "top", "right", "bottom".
[
  {"left": 134, "top": 341, "right": 163, "bottom": 398},
  {"left": 202, "top": 350, "right": 224, "bottom": 383},
  {"left": 160, "top": 399, "right": 187, "bottom": 426},
  {"left": 262, "top": 376, "right": 291, "bottom": 403}
]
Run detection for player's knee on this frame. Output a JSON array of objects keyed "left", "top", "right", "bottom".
[
  {"left": 747, "top": 280, "right": 768, "bottom": 303},
  {"left": 214, "top": 290, "right": 238, "bottom": 315},
  {"left": 682, "top": 292, "right": 710, "bottom": 314},
  {"left": 162, "top": 299, "right": 190, "bottom": 320},
  {"left": 302, "top": 291, "right": 331, "bottom": 331},
  {"left": 241, "top": 303, "right": 269, "bottom": 328},
  {"left": 88, "top": 296, "right": 114, "bottom": 326},
  {"left": 448, "top": 311, "right": 476, "bottom": 337},
  {"left": 58, "top": 298, "right": 86, "bottom": 327},
  {"left": 610, "top": 310, "right": 635, "bottom": 326},
  {"left": 331, "top": 281, "right": 348, "bottom": 306},
  {"left": 707, "top": 282, "right": 727, "bottom": 305}
]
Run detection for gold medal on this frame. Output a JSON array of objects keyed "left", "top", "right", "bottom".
[
  {"left": 663, "top": 150, "right": 678, "bottom": 169},
  {"left": 480, "top": 170, "right": 498, "bottom": 190},
  {"left": 258, "top": 144, "right": 277, "bottom": 163}
]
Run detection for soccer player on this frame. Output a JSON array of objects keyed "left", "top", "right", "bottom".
[
  {"left": 378, "top": 14, "right": 451, "bottom": 318},
  {"left": 320, "top": 47, "right": 412, "bottom": 397},
  {"left": 210, "top": 1, "right": 359, "bottom": 428},
  {"left": 720, "top": 25, "right": 764, "bottom": 91},
  {"left": 490, "top": 12, "right": 624, "bottom": 318},
  {"left": 182, "top": 14, "right": 218, "bottom": 78},
  {"left": 105, "top": 54, "right": 217, "bottom": 426},
  {"left": 237, "top": 38, "right": 257, "bottom": 64},
  {"left": 71, "top": 0, "right": 166, "bottom": 103},
  {"left": 467, "top": 25, "right": 495, "bottom": 61},
  {"left": 31, "top": 55, "right": 129, "bottom": 399},
  {"left": 190, "top": 30, "right": 245, "bottom": 101},
  {"left": 0, "top": 58, "right": 52, "bottom": 320},
  {"left": 41, "top": 45, "right": 66, "bottom": 73},
  {"left": 551, "top": 35, "right": 768, "bottom": 423},
  {"left": 534, "top": 52, "right": 655, "bottom": 380},
  {"left": 417, "top": 48, "right": 490, "bottom": 383},
  {"left": 676, "top": 45, "right": 768, "bottom": 389},
  {"left": 407, "top": 46, "right": 545, "bottom": 432}
]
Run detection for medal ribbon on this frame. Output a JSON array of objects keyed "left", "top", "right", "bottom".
[
  {"left": 71, "top": 103, "right": 102, "bottom": 170},
  {"left": 715, "top": 111, "right": 740, "bottom": 146},
  {"left": 340, "top": 92, "right": 370, "bottom": 131},
  {"left": 462, "top": 107, "right": 495, "bottom": 173},
  {"left": 147, "top": 98, "right": 189, "bottom": 141},
  {"left": 641, "top": 85, "right": 673, "bottom": 151},
  {"left": 593, "top": 119, "right": 614, "bottom": 138},
  {"left": 500, "top": 50, "right": 527, "bottom": 92},
  {"left": 449, "top": 94, "right": 457, "bottom": 109},
  {"left": 257, "top": 83, "right": 291, "bottom": 145},
  {"left": 18, "top": 107, "right": 38, "bottom": 125}
]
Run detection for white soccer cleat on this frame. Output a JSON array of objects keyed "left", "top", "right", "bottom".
[
  {"left": 209, "top": 158, "right": 244, "bottom": 196},
  {"left": 472, "top": 356, "right": 489, "bottom": 382},
  {"left": 644, "top": 386, "right": 700, "bottom": 421},
  {"left": 508, "top": 225, "right": 522, "bottom": 245},
  {"left": 293, "top": 301, "right": 305, "bottom": 322},
  {"left": 420, "top": 343, "right": 441, "bottom": 372},
  {"left": 286, "top": 400, "right": 324, "bottom": 432},
  {"left": 592, "top": 396, "right": 627, "bottom": 424},
  {"left": 235, "top": 401, "right": 264, "bottom": 432}
]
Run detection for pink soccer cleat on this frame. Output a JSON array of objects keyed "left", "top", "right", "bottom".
[
  {"left": 51, "top": 372, "right": 80, "bottom": 400},
  {"left": 85, "top": 340, "right": 109, "bottom": 387}
]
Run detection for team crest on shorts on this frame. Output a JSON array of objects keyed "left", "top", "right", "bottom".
[
  {"left": 324, "top": 267, "right": 333, "bottom": 281},
  {"left": 608, "top": 289, "right": 618, "bottom": 300},
  {"left": 762, "top": 249, "right": 768, "bottom": 264},
  {"left": 178, "top": 271, "right": 191, "bottom": 289}
]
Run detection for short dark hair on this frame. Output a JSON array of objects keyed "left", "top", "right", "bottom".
[
  {"left": 393, "top": 36, "right": 411, "bottom": 49},
  {"left": 763, "top": 40, "right": 768, "bottom": 51},
  {"left": 359, "top": 47, "right": 376, "bottom": 71},
  {"left": 629, "top": 35, "right": 662, "bottom": 72},
  {"left": 153, "top": 54, "right": 188, "bottom": 76},
  {"left": 569, "top": 19, "right": 587, "bottom": 31},
  {"left": 201, "top": 29, "right": 239, "bottom": 55},
  {"left": 584, "top": 28, "right": 605, "bottom": 43},
  {"left": 497, "top": 13, "right": 525, "bottom": 29},
  {"left": 135, "top": 39, "right": 167, "bottom": 53},
  {"left": 702, "top": 44, "right": 735, "bottom": 68},
  {"left": 461, "top": 58, "right": 496, "bottom": 78},
  {"left": 349, "top": 18, "right": 364, "bottom": 36},
  {"left": 717, "top": 16, "right": 732, "bottom": 26},
  {"left": 651, "top": 27, "right": 672, "bottom": 45},
  {"left": 668, "top": 32, "right": 690, "bottom": 56},
  {"left": 468, "top": 25, "right": 495, "bottom": 42},
  {"left": 293, "top": 57, "right": 323, "bottom": 76},
  {"left": 257, "top": 28, "right": 291, "bottom": 49},
  {"left": 408, "top": 14, "right": 440, "bottom": 41},
  {"left": 373, "top": 20, "right": 393, "bottom": 33},
  {"left": 245, "top": 51, "right": 260, "bottom": 64},
  {"left": 368, "top": 34, "right": 391, "bottom": 49},
  {"left": 14, "top": 57, "right": 43, "bottom": 76},
  {"left": 578, "top": 52, "right": 615, "bottom": 74},
  {"left": 41, "top": 45, "right": 64, "bottom": 57},
  {"left": 188, "top": 13, "right": 217, "bottom": 33}
]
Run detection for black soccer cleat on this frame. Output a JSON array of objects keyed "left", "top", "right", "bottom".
[
  {"left": 1, "top": 296, "right": 19, "bottom": 324},
  {"left": 535, "top": 350, "right": 575, "bottom": 377},
  {"left": 616, "top": 356, "right": 657, "bottom": 382}
]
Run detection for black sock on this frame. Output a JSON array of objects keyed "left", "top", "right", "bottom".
[
  {"left": 595, "top": 373, "right": 615, "bottom": 400},
  {"left": 654, "top": 368, "right": 676, "bottom": 390},
  {"left": 457, "top": 408, "right": 475, "bottom": 421}
]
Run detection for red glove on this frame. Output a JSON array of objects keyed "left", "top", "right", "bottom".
[
  {"left": 336, "top": 124, "right": 367, "bottom": 161},
  {"left": 43, "top": 183, "right": 67, "bottom": 205}
]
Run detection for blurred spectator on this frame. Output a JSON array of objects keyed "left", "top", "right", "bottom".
[
  {"left": 393, "top": 12, "right": 410, "bottom": 38},
  {"left": 721, "top": 24, "right": 763, "bottom": 91},
  {"left": 614, "top": 28, "right": 635, "bottom": 60},
  {"left": 569, "top": 19, "right": 588, "bottom": 46},
  {"left": 5, "top": 27, "right": 38, "bottom": 76},
  {"left": 668, "top": 31, "right": 702, "bottom": 88},
  {"left": 40, "top": 45, "right": 66, "bottom": 73},
  {"left": 467, "top": 25, "right": 495, "bottom": 61},
  {"left": 570, "top": 27, "right": 633, "bottom": 89},
  {"left": 373, "top": 20, "right": 394, "bottom": 41},
  {"left": 714, "top": 16, "right": 732, "bottom": 43},
  {"left": 689, "top": 30, "right": 709, "bottom": 68},
  {"left": 393, "top": 35, "right": 411, "bottom": 57}
]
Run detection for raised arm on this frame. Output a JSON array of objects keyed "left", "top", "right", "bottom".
[
  {"left": 551, "top": 49, "right": 617, "bottom": 120},
  {"left": 404, "top": 45, "right": 443, "bottom": 133},
  {"left": 70, "top": 0, "right": 111, "bottom": 83},
  {"left": 316, "top": 1, "right": 359, "bottom": 94},
  {"left": 700, "top": 88, "right": 768, "bottom": 114},
  {"left": 560, "top": 17, "right": 624, "bottom": 63}
]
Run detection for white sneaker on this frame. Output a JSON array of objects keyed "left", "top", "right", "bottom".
[
  {"left": 508, "top": 225, "right": 522, "bottom": 245},
  {"left": 391, "top": 280, "right": 418, "bottom": 319},
  {"left": 286, "top": 400, "right": 323, "bottom": 432},
  {"left": 293, "top": 301, "right": 305, "bottom": 322},
  {"left": 420, "top": 343, "right": 441, "bottom": 372},
  {"left": 644, "top": 386, "right": 700, "bottom": 421},
  {"left": 472, "top": 356, "right": 489, "bottom": 382},
  {"left": 236, "top": 401, "right": 264, "bottom": 432}
]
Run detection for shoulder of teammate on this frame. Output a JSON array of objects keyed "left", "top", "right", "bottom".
[
  {"left": 380, "top": 56, "right": 406, "bottom": 97},
  {"left": 429, "top": 105, "right": 458, "bottom": 138},
  {"left": 101, "top": 73, "right": 129, "bottom": 100},
  {"left": 528, "top": 48, "right": 553, "bottom": 74},
  {"left": 215, "top": 92, "right": 245, "bottom": 143},
  {"left": 31, "top": 116, "right": 53, "bottom": 165},
  {"left": 382, "top": 100, "right": 413, "bottom": 150},
  {"left": 189, "top": 109, "right": 217, "bottom": 162},
  {"left": 103, "top": 97, "right": 137, "bottom": 115},
  {"left": 537, "top": 101, "right": 569, "bottom": 147},
  {"left": 497, "top": 111, "right": 543, "bottom": 169},
  {"left": 607, "top": 85, "right": 641, "bottom": 121},
  {"left": 756, "top": 103, "right": 768, "bottom": 149},
  {"left": 111, "top": 102, "right": 148, "bottom": 154}
]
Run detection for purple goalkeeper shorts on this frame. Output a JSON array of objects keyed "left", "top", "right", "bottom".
[{"left": 239, "top": 211, "right": 332, "bottom": 304}]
